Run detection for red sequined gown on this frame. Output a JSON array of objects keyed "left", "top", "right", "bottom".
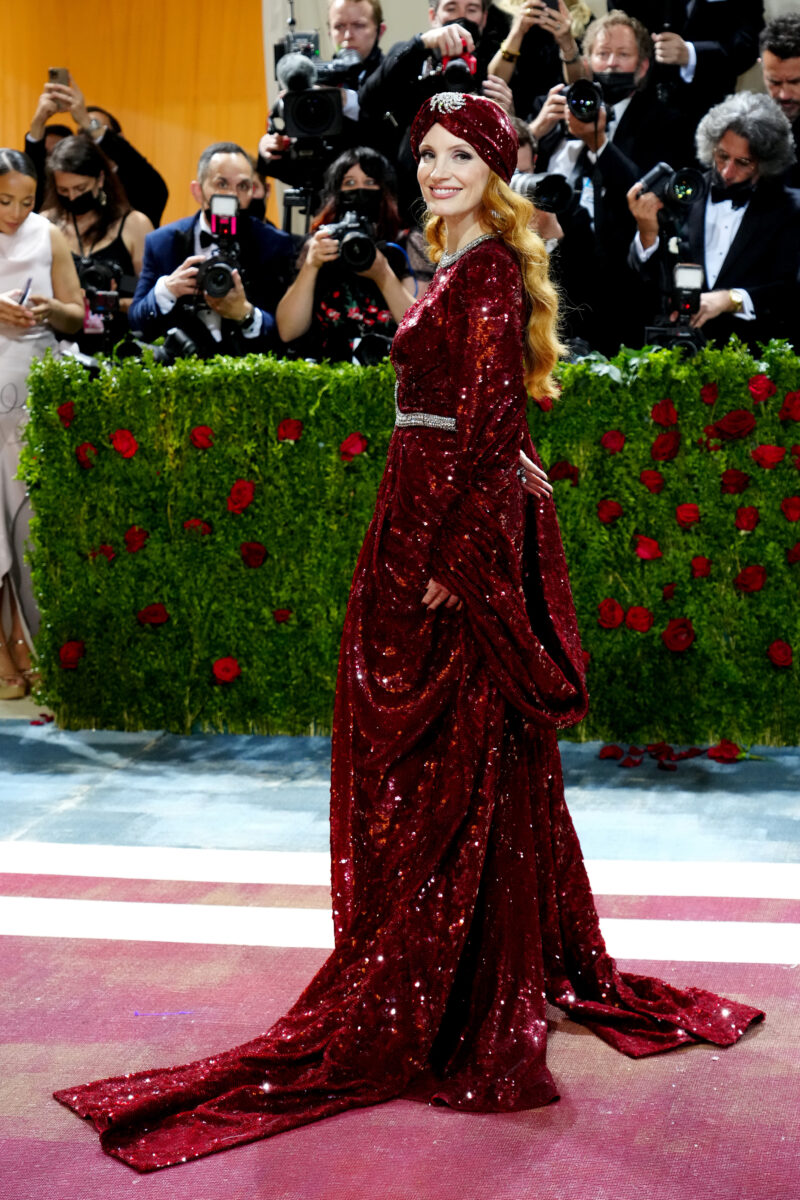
[{"left": 54, "top": 236, "right": 763, "bottom": 1172}]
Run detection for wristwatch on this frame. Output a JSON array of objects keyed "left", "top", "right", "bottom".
[{"left": 729, "top": 288, "right": 744, "bottom": 314}]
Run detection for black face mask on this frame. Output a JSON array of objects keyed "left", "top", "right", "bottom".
[
  {"left": 339, "top": 188, "right": 382, "bottom": 222},
  {"left": 59, "top": 189, "right": 99, "bottom": 215},
  {"left": 710, "top": 169, "right": 757, "bottom": 204},
  {"left": 247, "top": 197, "right": 266, "bottom": 222},
  {"left": 594, "top": 71, "right": 639, "bottom": 105},
  {"left": 442, "top": 17, "right": 482, "bottom": 46}
]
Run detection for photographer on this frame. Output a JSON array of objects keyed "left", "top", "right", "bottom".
[
  {"left": 128, "top": 143, "right": 293, "bottom": 358},
  {"left": 627, "top": 92, "right": 800, "bottom": 350},
  {"left": 42, "top": 135, "right": 153, "bottom": 355},
  {"left": 760, "top": 15, "right": 800, "bottom": 188},
  {"left": 276, "top": 147, "right": 420, "bottom": 362},
  {"left": 487, "top": 0, "right": 582, "bottom": 118}
]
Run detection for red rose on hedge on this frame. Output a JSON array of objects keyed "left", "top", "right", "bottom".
[
  {"left": 273, "top": 608, "right": 293, "bottom": 624},
  {"left": 57, "top": 400, "right": 75, "bottom": 428},
  {"left": 137, "top": 603, "right": 170, "bottom": 625},
  {"left": 734, "top": 565, "right": 766, "bottom": 592},
  {"left": 721, "top": 468, "right": 750, "bottom": 494},
  {"left": 597, "top": 598, "right": 624, "bottom": 629},
  {"left": 780, "top": 496, "right": 800, "bottom": 521},
  {"left": 600, "top": 429, "right": 625, "bottom": 454},
  {"left": 241, "top": 541, "right": 267, "bottom": 568},
  {"left": 635, "top": 535, "right": 662, "bottom": 559},
  {"left": 639, "top": 469, "right": 664, "bottom": 493},
  {"left": 787, "top": 542, "right": 800, "bottom": 564},
  {"left": 676, "top": 503, "right": 700, "bottom": 528},
  {"left": 534, "top": 395, "right": 553, "bottom": 412},
  {"left": 651, "top": 430, "right": 681, "bottom": 461},
  {"left": 190, "top": 425, "right": 215, "bottom": 449},
  {"left": 735, "top": 506, "right": 759, "bottom": 531},
  {"left": 662, "top": 582, "right": 676, "bottom": 600},
  {"left": 89, "top": 543, "right": 115, "bottom": 562},
  {"left": 183, "top": 518, "right": 212, "bottom": 535},
  {"left": 110, "top": 428, "right": 138, "bottom": 458},
  {"left": 548, "top": 460, "right": 579, "bottom": 486},
  {"left": 124, "top": 525, "right": 149, "bottom": 553},
  {"left": 651, "top": 398, "right": 678, "bottom": 426},
  {"left": 212, "top": 656, "right": 241, "bottom": 683},
  {"left": 779, "top": 391, "right": 800, "bottom": 421},
  {"left": 708, "top": 740, "right": 742, "bottom": 762},
  {"left": 700, "top": 382, "right": 718, "bottom": 405},
  {"left": 597, "top": 499, "right": 623, "bottom": 524},
  {"left": 75, "top": 441, "right": 98, "bottom": 469},
  {"left": 751, "top": 445, "right": 786, "bottom": 469},
  {"left": 227, "top": 479, "right": 255, "bottom": 513},
  {"left": 625, "top": 605, "right": 654, "bottom": 632},
  {"left": 59, "top": 640, "right": 85, "bottom": 669},
  {"left": 748, "top": 374, "right": 776, "bottom": 403},
  {"left": 713, "top": 409, "right": 756, "bottom": 439},
  {"left": 661, "top": 617, "right": 695, "bottom": 652},
  {"left": 691, "top": 556, "right": 711, "bottom": 577},
  {"left": 767, "top": 640, "right": 793, "bottom": 667},
  {"left": 340, "top": 431, "right": 368, "bottom": 461},
  {"left": 277, "top": 418, "right": 303, "bottom": 442}
]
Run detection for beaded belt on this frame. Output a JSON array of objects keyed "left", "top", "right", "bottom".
[{"left": 394, "top": 398, "right": 457, "bottom": 432}]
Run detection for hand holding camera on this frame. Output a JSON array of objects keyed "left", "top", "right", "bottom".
[
  {"left": 421, "top": 24, "right": 475, "bottom": 59},
  {"left": 529, "top": 84, "right": 568, "bottom": 139},
  {"left": 165, "top": 254, "right": 206, "bottom": 299}
]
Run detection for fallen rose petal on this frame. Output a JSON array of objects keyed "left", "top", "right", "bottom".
[
  {"left": 657, "top": 759, "right": 678, "bottom": 772},
  {"left": 599, "top": 744, "right": 625, "bottom": 760},
  {"left": 707, "top": 740, "right": 742, "bottom": 762},
  {"left": 619, "top": 756, "right": 644, "bottom": 768}
]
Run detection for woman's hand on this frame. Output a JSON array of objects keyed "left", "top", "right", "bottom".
[
  {"left": 0, "top": 291, "right": 37, "bottom": 329},
  {"left": 27, "top": 294, "right": 56, "bottom": 324},
  {"left": 306, "top": 228, "right": 340, "bottom": 270},
  {"left": 519, "top": 449, "right": 553, "bottom": 498},
  {"left": 422, "top": 578, "right": 462, "bottom": 611}
]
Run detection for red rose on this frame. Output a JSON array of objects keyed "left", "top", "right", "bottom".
[
  {"left": 190, "top": 425, "right": 215, "bottom": 449},
  {"left": 651, "top": 398, "right": 678, "bottom": 426},
  {"left": 277, "top": 418, "right": 304, "bottom": 442},
  {"left": 661, "top": 617, "right": 695, "bottom": 653},
  {"left": 635, "top": 535, "right": 662, "bottom": 560},
  {"left": 707, "top": 740, "right": 742, "bottom": 762},
  {"left": 183, "top": 518, "right": 212, "bottom": 535},
  {"left": 59, "top": 640, "right": 85, "bottom": 669},
  {"left": 625, "top": 605, "right": 654, "bottom": 632},
  {"left": 662, "top": 582, "right": 676, "bottom": 600},
  {"left": 597, "top": 598, "right": 624, "bottom": 629},
  {"left": 110, "top": 428, "right": 138, "bottom": 458},
  {"left": 700, "top": 382, "right": 718, "bottom": 405},
  {"left": 734, "top": 565, "right": 766, "bottom": 592},
  {"left": 376, "top": 310, "right": 392, "bottom": 324},
  {"left": 780, "top": 496, "right": 800, "bottom": 522},
  {"left": 548, "top": 460, "right": 579, "bottom": 486},
  {"left": 639, "top": 469, "right": 665, "bottom": 493},
  {"left": 534, "top": 395, "right": 554, "bottom": 412},
  {"left": 713, "top": 409, "right": 756, "bottom": 440},
  {"left": 581, "top": 649, "right": 591, "bottom": 667},
  {"left": 721, "top": 468, "right": 750, "bottom": 494},
  {"left": 691, "top": 556, "right": 711, "bottom": 577},
  {"left": 124, "top": 525, "right": 149, "bottom": 553},
  {"left": 75, "top": 441, "right": 98, "bottom": 469},
  {"left": 600, "top": 429, "right": 625, "bottom": 454},
  {"left": 748, "top": 374, "right": 776, "bottom": 403},
  {"left": 735, "top": 506, "right": 759, "bottom": 531},
  {"left": 767, "top": 639, "right": 793, "bottom": 668},
  {"left": 339, "top": 431, "right": 368, "bottom": 462},
  {"left": 212, "top": 656, "right": 241, "bottom": 683},
  {"left": 787, "top": 542, "right": 800, "bottom": 565},
  {"left": 790, "top": 444, "right": 800, "bottom": 468},
  {"left": 227, "top": 479, "right": 255, "bottom": 513},
  {"left": 676, "top": 503, "right": 700, "bottom": 528},
  {"left": 751, "top": 445, "right": 786, "bottom": 469},
  {"left": 137, "top": 603, "right": 170, "bottom": 625},
  {"left": 779, "top": 390, "right": 800, "bottom": 422},
  {"left": 599, "top": 744, "right": 624, "bottom": 759},
  {"left": 273, "top": 608, "right": 293, "bottom": 624},
  {"left": 57, "top": 400, "right": 75, "bottom": 428},
  {"left": 241, "top": 541, "right": 267, "bottom": 568},
  {"left": 597, "top": 499, "right": 623, "bottom": 524},
  {"left": 89, "top": 543, "right": 115, "bottom": 562},
  {"left": 651, "top": 430, "right": 681, "bottom": 461}
]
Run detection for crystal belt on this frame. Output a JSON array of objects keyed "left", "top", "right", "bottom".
[{"left": 394, "top": 399, "right": 457, "bottom": 432}]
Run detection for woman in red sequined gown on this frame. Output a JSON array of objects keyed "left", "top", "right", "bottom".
[{"left": 54, "top": 95, "right": 763, "bottom": 1173}]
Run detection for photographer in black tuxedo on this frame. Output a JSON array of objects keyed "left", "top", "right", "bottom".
[{"left": 627, "top": 92, "right": 800, "bottom": 350}]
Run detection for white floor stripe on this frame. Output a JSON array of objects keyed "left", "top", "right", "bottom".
[
  {"left": 0, "top": 896, "right": 798, "bottom": 963},
  {"left": 1, "top": 843, "right": 799, "bottom": 899}
]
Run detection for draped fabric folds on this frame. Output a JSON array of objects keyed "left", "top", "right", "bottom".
[{"left": 54, "top": 238, "right": 763, "bottom": 1172}]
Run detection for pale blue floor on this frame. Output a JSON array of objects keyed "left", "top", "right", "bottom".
[{"left": 2, "top": 721, "right": 799, "bottom": 862}]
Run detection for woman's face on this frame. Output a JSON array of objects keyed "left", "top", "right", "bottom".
[
  {"left": 0, "top": 171, "right": 36, "bottom": 235},
  {"left": 53, "top": 169, "right": 102, "bottom": 206},
  {"left": 339, "top": 162, "right": 380, "bottom": 193},
  {"left": 416, "top": 123, "right": 490, "bottom": 221}
]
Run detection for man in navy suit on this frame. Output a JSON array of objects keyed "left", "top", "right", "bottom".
[
  {"left": 627, "top": 91, "right": 800, "bottom": 350},
  {"left": 129, "top": 142, "right": 294, "bottom": 357}
]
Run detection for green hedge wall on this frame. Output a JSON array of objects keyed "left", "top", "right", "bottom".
[{"left": 22, "top": 339, "right": 800, "bottom": 742}]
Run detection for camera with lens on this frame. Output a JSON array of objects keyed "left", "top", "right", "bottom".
[
  {"left": 195, "top": 194, "right": 242, "bottom": 300},
  {"left": 76, "top": 256, "right": 123, "bottom": 319},
  {"left": 644, "top": 262, "right": 706, "bottom": 355},
  {"left": 321, "top": 209, "right": 377, "bottom": 271},
  {"left": 509, "top": 172, "right": 577, "bottom": 217},
  {"left": 638, "top": 161, "right": 705, "bottom": 212},
  {"left": 423, "top": 19, "right": 482, "bottom": 93},
  {"left": 565, "top": 79, "right": 605, "bottom": 124}
]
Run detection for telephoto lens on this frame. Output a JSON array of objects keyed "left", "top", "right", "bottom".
[{"left": 565, "top": 79, "right": 604, "bottom": 123}]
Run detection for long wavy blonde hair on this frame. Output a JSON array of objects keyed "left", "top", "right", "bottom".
[{"left": 423, "top": 174, "right": 564, "bottom": 398}]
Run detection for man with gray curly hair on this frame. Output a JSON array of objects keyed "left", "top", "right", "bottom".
[{"left": 627, "top": 91, "right": 800, "bottom": 349}]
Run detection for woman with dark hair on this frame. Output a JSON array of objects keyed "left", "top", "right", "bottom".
[
  {"left": 43, "top": 135, "right": 152, "bottom": 353},
  {"left": 276, "top": 146, "right": 430, "bottom": 361},
  {"left": 0, "top": 149, "right": 82, "bottom": 697}
]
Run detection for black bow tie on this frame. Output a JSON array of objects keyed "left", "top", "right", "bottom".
[
  {"left": 709, "top": 183, "right": 753, "bottom": 209},
  {"left": 199, "top": 230, "right": 216, "bottom": 248}
]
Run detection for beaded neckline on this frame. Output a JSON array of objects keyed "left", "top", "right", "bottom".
[{"left": 436, "top": 233, "right": 496, "bottom": 271}]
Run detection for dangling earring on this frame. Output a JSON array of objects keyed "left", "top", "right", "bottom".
[{"left": 98, "top": 188, "right": 107, "bottom": 207}]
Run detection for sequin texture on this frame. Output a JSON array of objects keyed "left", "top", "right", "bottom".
[{"left": 53, "top": 239, "right": 764, "bottom": 1172}]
